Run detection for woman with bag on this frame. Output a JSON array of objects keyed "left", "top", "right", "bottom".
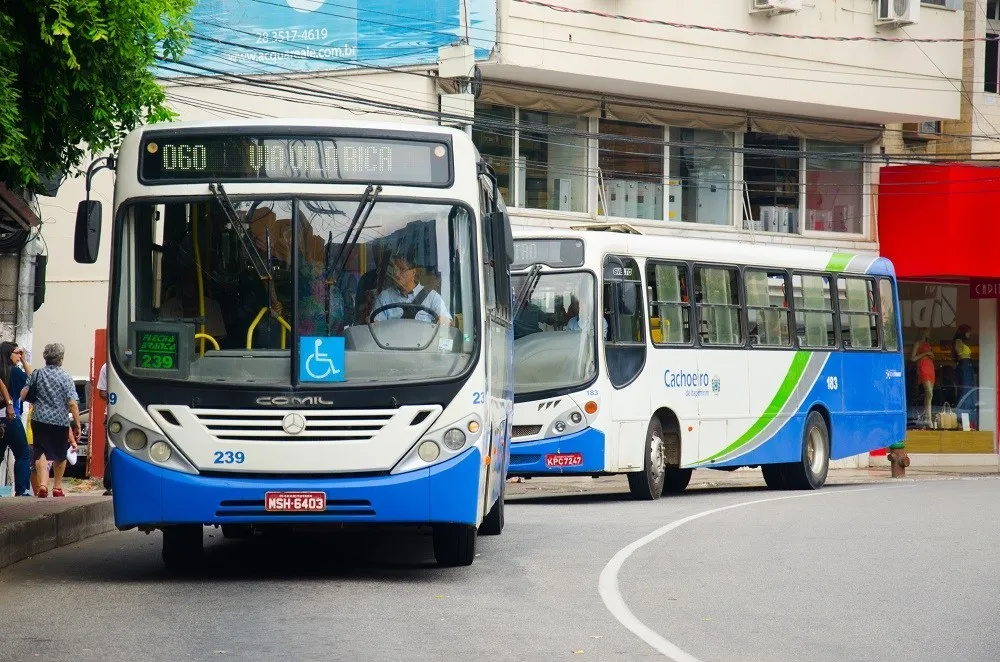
[
  {"left": 21, "top": 343, "right": 81, "bottom": 498},
  {"left": 0, "top": 342, "right": 30, "bottom": 495}
]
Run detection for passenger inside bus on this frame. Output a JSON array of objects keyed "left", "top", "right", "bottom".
[{"left": 158, "top": 268, "right": 228, "bottom": 341}]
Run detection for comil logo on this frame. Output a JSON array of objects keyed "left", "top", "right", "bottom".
[{"left": 286, "top": 0, "right": 326, "bottom": 12}]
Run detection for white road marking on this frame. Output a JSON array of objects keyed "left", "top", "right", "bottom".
[{"left": 598, "top": 485, "right": 914, "bottom": 661}]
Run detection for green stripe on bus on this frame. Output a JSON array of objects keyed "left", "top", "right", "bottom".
[
  {"left": 697, "top": 351, "right": 811, "bottom": 464},
  {"left": 825, "top": 253, "right": 853, "bottom": 272}
]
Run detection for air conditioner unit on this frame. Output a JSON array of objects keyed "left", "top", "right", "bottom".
[
  {"left": 902, "top": 121, "right": 942, "bottom": 141},
  {"left": 875, "top": 0, "right": 919, "bottom": 26},
  {"left": 749, "top": 0, "right": 802, "bottom": 14}
]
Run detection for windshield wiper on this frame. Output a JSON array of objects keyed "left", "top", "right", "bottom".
[
  {"left": 209, "top": 183, "right": 272, "bottom": 281},
  {"left": 327, "top": 184, "right": 382, "bottom": 325},
  {"left": 513, "top": 264, "right": 543, "bottom": 316}
]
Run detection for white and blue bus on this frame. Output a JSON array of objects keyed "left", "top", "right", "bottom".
[
  {"left": 73, "top": 119, "right": 514, "bottom": 568},
  {"left": 509, "top": 226, "right": 905, "bottom": 498}
]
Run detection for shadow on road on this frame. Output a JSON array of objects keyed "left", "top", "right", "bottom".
[{"left": 506, "top": 482, "right": 873, "bottom": 506}]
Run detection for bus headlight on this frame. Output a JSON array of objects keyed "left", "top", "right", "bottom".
[
  {"left": 443, "top": 428, "right": 466, "bottom": 451},
  {"left": 569, "top": 412, "right": 583, "bottom": 425},
  {"left": 418, "top": 441, "right": 440, "bottom": 462},
  {"left": 554, "top": 421, "right": 566, "bottom": 433},
  {"left": 149, "top": 441, "right": 172, "bottom": 463},
  {"left": 109, "top": 420, "right": 123, "bottom": 435},
  {"left": 124, "top": 428, "right": 148, "bottom": 451}
]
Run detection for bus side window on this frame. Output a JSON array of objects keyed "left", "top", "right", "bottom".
[
  {"left": 745, "top": 269, "right": 791, "bottom": 347},
  {"left": 792, "top": 273, "right": 836, "bottom": 349},
  {"left": 479, "top": 175, "right": 497, "bottom": 311},
  {"left": 838, "top": 276, "right": 880, "bottom": 350},
  {"left": 879, "top": 278, "right": 900, "bottom": 352},
  {"left": 694, "top": 265, "right": 743, "bottom": 346},
  {"left": 647, "top": 261, "right": 691, "bottom": 345}
]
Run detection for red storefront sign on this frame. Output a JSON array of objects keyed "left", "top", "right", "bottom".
[{"left": 970, "top": 279, "right": 1000, "bottom": 299}]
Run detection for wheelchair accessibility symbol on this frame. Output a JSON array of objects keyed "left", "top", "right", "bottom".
[{"left": 300, "top": 336, "right": 345, "bottom": 382}]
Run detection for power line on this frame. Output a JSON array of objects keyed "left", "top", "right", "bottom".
[{"left": 513, "top": 0, "right": 999, "bottom": 43}]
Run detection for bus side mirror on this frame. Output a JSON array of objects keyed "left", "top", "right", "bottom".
[{"left": 74, "top": 200, "right": 102, "bottom": 264}]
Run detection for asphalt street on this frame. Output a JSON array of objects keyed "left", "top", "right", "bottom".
[{"left": 1, "top": 478, "right": 998, "bottom": 661}]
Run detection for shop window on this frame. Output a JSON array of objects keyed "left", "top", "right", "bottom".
[
  {"left": 472, "top": 103, "right": 515, "bottom": 204},
  {"left": 792, "top": 273, "right": 836, "bottom": 348},
  {"left": 669, "top": 129, "right": 734, "bottom": 225},
  {"left": 899, "top": 282, "right": 988, "bottom": 434},
  {"left": 805, "top": 141, "right": 865, "bottom": 234},
  {"left": 695, "top": 266, "right": 742, "bottom": 346},
  {"left": 745, "top": 269, "right": 791, "bottom": 347},
  {"left": 520, "top": 111, "right": 589, "bottom": 213},
  {"left": 647, "top": 261, "right": 691, "bottom": 345},
  {"left": 743, "top": 133, "right": 800, "bottom": 234},
  {"left": 599, "top": 120, "right": 664, "bottom": 221},
  {"left": 838, "top": 276, "right": 880, "bottom": 350},
  {"left": 879, "top": 279, "right": 899, "bottom": 352}
]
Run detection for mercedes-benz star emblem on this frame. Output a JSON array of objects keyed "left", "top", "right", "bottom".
[{"left": 282, "top": 412, "right": 307, "bottom": 435}]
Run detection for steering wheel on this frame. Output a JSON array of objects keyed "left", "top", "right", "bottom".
[{"left": 369, "top": 303, "right": 440, "bottom": 324}]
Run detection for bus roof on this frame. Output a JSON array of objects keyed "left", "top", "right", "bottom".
[
  {"left": 126, "top": 118, "right": 471, "bottom": 140},
  {"left": 512, "top": 227, "right": 894, "bottom": 277}
]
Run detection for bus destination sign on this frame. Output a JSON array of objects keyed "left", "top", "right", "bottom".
[
  {"left": 140, "top": 134, "right": 451, "bottom": 185},
  {"left": 511, "top": 238, "right": 585, "bottom": 270}
]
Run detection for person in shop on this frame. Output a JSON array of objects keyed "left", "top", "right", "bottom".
[
  {"left": 952, "top": 324, "right": 975, "bottom": 419},
  {"left": 0, "top": 342, "right": 29, "bottom": 496},
  {"left": 910, "top": 331, "right": 935, "bottom": 427}
]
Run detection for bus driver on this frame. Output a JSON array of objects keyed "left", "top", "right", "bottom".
[{"left": 372, "top": 248, "right": 451, "bottom": 325}]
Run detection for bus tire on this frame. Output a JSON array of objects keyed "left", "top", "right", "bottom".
[
  {"left": 479, "top": 482, "right": 505, "bottom": 536},
  {"left": 662, "top": 468, "right": 692, "bottom": 495},
  {"left": 161, "top": 525, "right": 203, "bottom": 572},
  {"left": 761, "top": 464, "right": 787, "bottom": 490},
  {"left": 627, "top": 417, "right": 666, "bottom": 500},
  {"left": 784, "top": 411, "right": 830, "bottom": 490},
  {"left": 433, "top": 524, "right": 477, "bottom": 567}
]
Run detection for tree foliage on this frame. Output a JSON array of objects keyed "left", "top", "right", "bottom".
[{"left": 0, "top": 0, "right": 194, "bottom": 190}]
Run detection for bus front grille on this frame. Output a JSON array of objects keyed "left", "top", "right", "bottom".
[
  {"left": 189, "top": 408, "right": 399, "bottom": 443},
  {"left": 511, "top": 425, "right": 542, "bottom": 438}
]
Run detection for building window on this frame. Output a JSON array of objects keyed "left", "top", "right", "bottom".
[
  {"left": 519, "top": 111, "right": 589, "bottom": 213},
  {"left": 647, "top": 261, "right": 692, "bottom": 344},
  {"left": 599, "top": 120, "right": 664, "bottom": 220},
  {"left": 745, "top": 269, "right": 791, "bottom": 347},
  {"left": 899, "top": 282, "right": 990, "bottom": 435},
  {"left": 743, "top": 133, "right": 800, "bottom": 233},
  {"left": 695, "top": 265, "right": 743, "bottom": 346},
  {"left": 805, "top": 141, "right": 864, "bottom": 234},
  {"left": 838, "top": 276, "right": 880, "bottom": 350},
  {"left": 792, "top": 273, "right": 835, "bottom": 348},
  {"left": 987, "top": 1, "right": 1000, "bottom": 19},
  {"left": 879, "top": 279, "right": 899, "bottom": 352},
  {"left": 472, "top": 103, "right": 515, "bottom": 205},
  {"left": 669, "top": 129, "right": 734, "bottom": 225},
  {"left": 987, "top": 33, "right": 999, "bottom": 94}
]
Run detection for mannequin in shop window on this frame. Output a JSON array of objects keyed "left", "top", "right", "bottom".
[
  {"left": 952, "top": 324, "right": 975, "bottom": 410},
  {"left": 911, "top": 330, "right": 935, "bottom": 427}
]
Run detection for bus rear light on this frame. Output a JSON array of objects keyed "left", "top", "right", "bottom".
[{"left": 585, "top": 401, "right": 598, "bottom": 415}]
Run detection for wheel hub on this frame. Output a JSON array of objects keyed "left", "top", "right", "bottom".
[
  {"left": 807, "top": 427, "right": 826, "bottom": 474},
  {"left": 650, "top": 433, "right": 665, "bottom": 479}
]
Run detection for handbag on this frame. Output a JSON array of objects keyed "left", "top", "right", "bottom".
[
  {"left": 936, "top": 402, "right": 959, "bottom": 430},
  {"left": 23, "top": 373, "right": 37, "bottom": 404}
]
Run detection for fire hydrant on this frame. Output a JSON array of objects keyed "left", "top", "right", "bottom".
[{"left": 886, "top": 442, "right": 910, "bottom": 478}]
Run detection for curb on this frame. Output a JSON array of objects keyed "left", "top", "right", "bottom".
[{"left": 0, "top": 500, "right": 116, "bottom": 571}]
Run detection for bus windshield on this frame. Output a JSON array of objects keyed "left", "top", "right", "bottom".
[
  {"left": 112, "top": 197, "right": 478, "bottom": 386},
  {"left": 511, "top": 271, "right": 598, "bottom": 396}
]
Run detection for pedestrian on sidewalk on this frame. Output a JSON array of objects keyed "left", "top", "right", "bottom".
[
  {"left": 0, "top": 342, "right": 29, "bottom": 496},
  {"left": 21, "top": 343, "right": 81, "bottom": 498},
  {"left": 97, "top": 362, "right": 111, "bottom": 496}
]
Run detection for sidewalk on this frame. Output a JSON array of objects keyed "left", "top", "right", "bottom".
[
  {"left": 505, "top": 465, "right": 1000, "bottom": 500},
  {"left": 0, "top": 479, "right": 114, "bottom": 571}
]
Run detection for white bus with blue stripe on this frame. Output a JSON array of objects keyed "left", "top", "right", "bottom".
[
  {"left": 73, "top": 119, "right": 514, "bottom": 568},
  {"left": 510, "top": 226, "right": 905, "bottom": 498}
]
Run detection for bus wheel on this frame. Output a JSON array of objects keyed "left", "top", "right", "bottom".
[
  {"left": 161, "top": 525, "right": 203, "bottom": 572},
  {"left": 784, "top": 411, "right": 830, "bottom": 490},
  {"left": 479, "top": 481, "right": 505, "bottom": 536},
  {"left": 761, "top": 464, "right": 787, "bottom": 490},
  {"left": 662, "top": 468, "right": 692, "bottom": 495},
  {"left": 433, "top": 524, "right": 477, "bottom": 567},
  {"left": 628, "top": 417, "right": 666, "bottom": 500}
]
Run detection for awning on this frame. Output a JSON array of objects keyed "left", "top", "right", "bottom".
[
  {"left": 878, "top": 163, "right": 1000, "bottom": 280},
  {"left": 0, "top": 183, "right": 41, "bottom": 230}
]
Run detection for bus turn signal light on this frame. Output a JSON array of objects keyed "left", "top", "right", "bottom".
[{"left": 585, "top": 401, "right": 598, "bottom": 415}]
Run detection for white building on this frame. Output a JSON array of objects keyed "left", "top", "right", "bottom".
[{"left": 36, "top": 0, "right": 965, "bottom": 382}]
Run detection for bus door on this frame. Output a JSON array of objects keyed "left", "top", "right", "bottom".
[{"left": 603, "top": 256, "right": 648, "bottom": 436}]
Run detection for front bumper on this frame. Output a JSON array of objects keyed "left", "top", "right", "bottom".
[
  {"left": 110, "top": 446, "right": 483, "bottom": 529},
  {"left": 507, "top": 427, "right": 606, "bottom": 475}
]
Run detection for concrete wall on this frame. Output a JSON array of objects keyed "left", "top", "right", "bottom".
[
  {"left": 494, "top": 0, "right": 964, "bottom": 124},
  {"left": 33, "top": 69, "right": 440, "bottom": 376}
]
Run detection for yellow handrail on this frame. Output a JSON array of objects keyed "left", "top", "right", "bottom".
[
  {"left": 194, "top": 333, "right": 220, "bottom": 351},
  {"left": 192, "top": 204, "right": 208, "bottom": 356},
  {"left": 246, "top": 307, "right": 291, "bottom": 349}
]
